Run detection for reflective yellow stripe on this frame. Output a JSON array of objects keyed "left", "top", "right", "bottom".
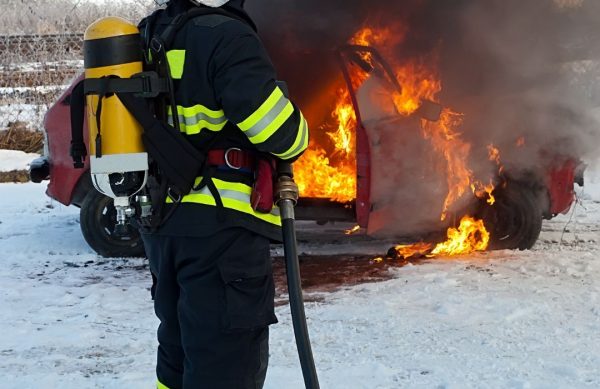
[
  {"left": 166, "top": 50, "right": 185, "bottom": 79},
  {"left": 273, "top": 113, "right": 309, "bottom": 160},
  {"left": 238, "top": 87, "right": 283, "bottom": 131},
  {"left": 167, "top": 177, "right": 282, "bottom": 226},
  {"left": 168, "top": 105, "right": 228, "bottom": 135},
  {"left": 157, "top": 380, "right": 170, "bottom": 389},
  {"left": 237, "top": 86, "right": 294, "bottom": 144},
  {"left": 177, "top": 105, "right": 225, "bottom": 120}
]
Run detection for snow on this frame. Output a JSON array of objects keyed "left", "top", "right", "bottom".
[
  {"left": 0, "top": 171, "right": 599, "bottom": 388},
  {"left": 0, "top": 60, "right": 83, "bottom": 74},
  {"left": 0, "top": 85, "right": 68, "bottom": 95},
  {"left": 0, "top": 149, "right": 41, "bottom": 171}
]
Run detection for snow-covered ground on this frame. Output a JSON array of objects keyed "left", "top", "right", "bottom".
[
  {"left": 0, "top": 149, "right": 40, "bottom": 172},
  {"left": 0, "top": 171, "right": 599, "bottom": 388}
]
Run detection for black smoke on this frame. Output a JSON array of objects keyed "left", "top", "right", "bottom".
[
  {"left": 247, "top": 0, "right": 600, "bottom": 235},
  {"left": 249, "top": 0, "right": 599, "bottom": 158}
]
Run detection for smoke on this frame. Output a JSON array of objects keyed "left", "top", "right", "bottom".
[
  {"left": 248, "top": 0, "right": 600, "bottom": 237},
  {"left": 441, "top": 0, "right": 600, "bottom": 178}
]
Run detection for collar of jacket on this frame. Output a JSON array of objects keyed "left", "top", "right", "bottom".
[{"left": 166, "top": 0, "right": 257, "bottom": 32}]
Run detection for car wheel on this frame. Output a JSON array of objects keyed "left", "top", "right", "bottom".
[
  {"left": 80, "top": 190, "right": 146, "bottom": 258},
  {"left": 479, "top": 183, "right": 543, "bottom": 250}
]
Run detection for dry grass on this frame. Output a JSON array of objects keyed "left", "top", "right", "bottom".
[
  {"left": 0, "top": 170, "right": 30, "bottom": 183},
  {"left": 0, "top": 122, "right": 44, "bottom": 153}
]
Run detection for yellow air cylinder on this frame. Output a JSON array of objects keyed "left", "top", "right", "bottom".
[{"left": 84, "top": 17, "right": 144, "bottom": 156}]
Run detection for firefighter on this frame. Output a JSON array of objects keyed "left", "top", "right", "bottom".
[{"left": 140, "top": 0, "right": 309, "bottom": 388}]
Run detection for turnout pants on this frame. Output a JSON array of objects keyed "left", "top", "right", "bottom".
[{"left": 142, "top": 228, "right": 278, "bottom": 389}]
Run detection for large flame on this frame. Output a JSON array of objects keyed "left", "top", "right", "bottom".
[
  {"left": 352, "top": 26, "right": 481, "bottom": 220},
  {"left": 294, "top": 88, "right": 357, "bottom": 202},
  {"left": 351, "top": 24, "right": 495, "bottom": 257},
  {"left": 294, "top": 24, "right": 497, "bottom": 257}
]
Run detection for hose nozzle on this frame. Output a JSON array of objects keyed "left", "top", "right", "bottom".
[{"left": 275, "top": 175, "right": 299, "bottom": 206}]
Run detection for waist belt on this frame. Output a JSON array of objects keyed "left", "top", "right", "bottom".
[{"left": 207, "top": 148, "right": 255, "bottom": 172}]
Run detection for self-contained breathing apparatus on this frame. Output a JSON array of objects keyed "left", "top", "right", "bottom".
[
  {"left": 69, "top": 10, "right": 321, "bottom": 389},
  {"left": 70, "top": 8, "right": 271, "bottom": 232}
]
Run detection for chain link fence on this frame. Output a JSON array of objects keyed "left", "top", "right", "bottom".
[{"left": 0, "top": 0, "right": 154, "bottom": 134}]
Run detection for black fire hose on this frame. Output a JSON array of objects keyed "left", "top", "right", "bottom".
[{"left": 275, "top": 162, "right": 320, "bottom": 389}]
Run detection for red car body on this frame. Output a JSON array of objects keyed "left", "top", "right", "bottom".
[{"left": 43, "top": 76, "right": 90, "bottom": 207}]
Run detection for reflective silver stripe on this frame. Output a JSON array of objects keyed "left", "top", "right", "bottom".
[
  {"left": 276, "top": 116, "right": 309, "bottom": 160},
  {"left": 244, "top": 94, "right": 291, "bottom": 138}
]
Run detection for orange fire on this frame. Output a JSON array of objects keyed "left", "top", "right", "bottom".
[
  {"left": 352, "top": 25, "right": 480, "bottom": 221},
  {"left": 472, "top": 181, "right": 496, "bottom": 205},
  {"left": 430, "top": 216, "right": 490, "bottom": 256},
  {"left": 295, "top": 23, "right": 496, "bottom": 257},
  {"left": 394, "top": 242, "right": 433, "bottom": 259},
  {"left": 488, "top": 144, "right": 501, "bottom": 165},
  {"left": 392, "top": 216, "right": 490, "bottom": 259},
  {"left": 294, "top": 26, "right": 412, "bottom": 202},
  {"left": 352, "top": 24, "right": 494, "bottom": 257},
  {"left": 345, "top": 225, "right": 361, "bottom": 235},
  {"left": 294, "top": 88, "right": 357, "bottom": 202}
]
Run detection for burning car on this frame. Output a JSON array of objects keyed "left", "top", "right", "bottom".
[{"left": 30, "top": 1, "right": 588, "bottom": 257}]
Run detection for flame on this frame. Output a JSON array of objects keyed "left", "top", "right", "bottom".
[
  {"left": 345, "top": 225, "right": 361, "bottom": 235},
  {"left": 485, "top": 186, "right": 496, "bottom": 205},
  {"left": 295, "top": 24, "right": 496, "bottom": 258},
  {"left": 351, "top": 26, "right": 406, "bottom": 48},
  {"left": 350, "top": 24, "right": 494, "bottom": 257},
  {"left": 394, "top": 242, "right": 433, "bottom": 259},
  {"left": 488, "top": 144, "right": 501, "bottom": 165},
  {"left": 294, "top": 89, "right": 357, "bottom": 202},
  {"left": 351, "top": 25, "right": 407, "bottom": 66},
  {"left": 422, "top": 109, "right": 473, "bottom": 221},
  {"left": 516, "top": 136, "right": 526, "bottom": 147},
  {"left": 430, "top": 216, "right": 490, "bottom": 256},
  {"left": 295, "top": 25, "right": 479, "bottom": 212},
  {"left": 352, "top": 26, "right": 477, "bottom": 220},
  {"left": 389, "top": 216, "right": 490, "bottom": 259},
  {"left": 393, "top": 61, "right": 442, "bottom": 116},
  {"left": 328, "top": 99, "right": 355, "bottom": 157}
]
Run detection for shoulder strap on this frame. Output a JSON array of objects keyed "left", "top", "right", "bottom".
[
  {"left": 139, "top": 8, "right": 165, "bottom": 64},
  {"left": 159, "top": 7, "right": 251, "bottom": 49}
]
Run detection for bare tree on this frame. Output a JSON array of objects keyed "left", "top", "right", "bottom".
[
  {"left": 0, "top": 0, "right": 156, "bottom": 131},
  {"left": 0, "top": 0, "right": 155, "bottom": 35}
]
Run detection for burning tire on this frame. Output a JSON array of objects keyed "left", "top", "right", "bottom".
[
  {"left": 479, "top": 183, "right": 543, "bottom": 250},
  {"left": 79, "top": 190, "right": 146, "bottom": 258}
]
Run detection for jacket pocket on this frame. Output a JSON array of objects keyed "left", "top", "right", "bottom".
[{"left": 218, "top": 248, "right": 278, "bottom": 331}]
